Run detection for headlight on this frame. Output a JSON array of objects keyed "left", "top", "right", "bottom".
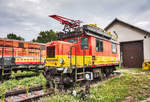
[{"left": 60, "top": 58, "right": 64, "bottom": 64}]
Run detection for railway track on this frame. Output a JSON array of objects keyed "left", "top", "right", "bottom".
[
  {"left": 0, "top": 73, "right": 40, "bottom": 82},
  {"left": 0, "top": 65, "right": 45, "bottom": 81},
  {"left": 3, "top": 86, "right": 52, "bottom": 102},
  {"left": 0, "top": 70, "right": 43, "bottom": 81},
  {"left": 12, "top": 73, "right": 40, "bottom": 80},
  {"left": 2, "top": 71, "right": 121, "bottom": 102}
]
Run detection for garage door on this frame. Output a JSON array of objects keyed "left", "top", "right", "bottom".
[{"left": 120, "top": 40, "right": 144, "bottom": 68}]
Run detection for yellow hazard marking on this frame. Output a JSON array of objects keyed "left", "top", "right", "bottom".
[{"left": 45, "top": 55, "right": 120, "bottom": 68}]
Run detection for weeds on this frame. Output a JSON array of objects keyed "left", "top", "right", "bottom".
[
  {"left": 1, "top": 68, "right": 150, "bottom": 102},
  {"left": 11, "top": 70, "right": 40, "bottom": 78},
  {"left": 0, "top": 73, "right": 47, "bottom": 101},
  {"left": 0, "top": 73, "right": 47, "bottom": 100},
  {"left": 40, "top": 68, "right": 150, "bottom": 102},
  {"left": 0, "top": 73, "right": 46, "bottom": 91},
  {"left": 0, "top": 86, "right": 6, "bottom": 102}
]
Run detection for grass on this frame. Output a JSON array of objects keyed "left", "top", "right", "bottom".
[
  {"left": 11, "top": 70, "right": 41, "bottom": 78},
  {"left": 40, "top": 68, "right": 150, "bottom": 102},
  {"left": 0, "top": 73, "right": 46, "bottom": 91},
  {"left": 0, "top": 70, "right": 47, "bottom": 101}
]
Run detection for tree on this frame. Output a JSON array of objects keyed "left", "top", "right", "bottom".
[
  {"left": 32, "top": 30, "right": 57, "bottom": 43},
  {"left": 7, "top": 33, "right": 24, "bottom": 41}
]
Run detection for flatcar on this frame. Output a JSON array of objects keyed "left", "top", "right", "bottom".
[
  {"left": 43, "top": 24, "right": 120, "bottom": 88},
  {"left": 0, "top": 38, "right": 46, "bottom": 78}
]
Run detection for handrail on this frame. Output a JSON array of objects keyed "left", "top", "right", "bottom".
[{"left": 70, "top": 46, "right": 76, "bottom": 68}]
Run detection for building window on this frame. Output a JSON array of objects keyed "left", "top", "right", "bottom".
[
  {"left": 112, "top": 43, "right": 117, "bottom": 53},
  {"left": 81, "top": 38, "right": 88, "bottom": 49},
  {"left": 96, "top": 39, "right": 103, "bottom": 52}
]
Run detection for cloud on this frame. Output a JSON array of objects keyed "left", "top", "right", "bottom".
[
  {"left": 0, "top": 0, "right": 150, "bottom": 41},
  {"left": 136, "top": 21, "right": 149, "bottom": 27}
]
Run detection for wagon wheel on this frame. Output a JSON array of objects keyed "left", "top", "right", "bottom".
[
  {"left": 58, "top": 84, "right": 64, "bottom": 91},
  {"left": 100, "top": 72, "right": 106, "bottom": 81},
  {"left": 3, "top": 70, "right": 11, "bottom": 80}
]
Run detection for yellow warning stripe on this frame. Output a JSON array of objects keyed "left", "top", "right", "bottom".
[{"left": 45, "top": 55, "right": 120, "bottom": 68}]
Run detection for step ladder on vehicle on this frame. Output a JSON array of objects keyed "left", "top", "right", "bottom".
[
  {"left": 70, "top": 45, "right": 93, "bottom": 82},
  {"left": 70, "top": 46, "right": 84, "bottom": 82},
  {"left": 75, "top": 68, "right": 85, "bottom": 82}
]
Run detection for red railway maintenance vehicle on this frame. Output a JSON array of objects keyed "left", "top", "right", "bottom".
[
  {"left": 43, "top": 15, "right": 120, "bottom": 88},
  {"left": 0, "top": 38, "right": 46, "bottom": 79}
]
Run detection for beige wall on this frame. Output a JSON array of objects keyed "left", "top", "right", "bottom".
[
  {"left": 144, "top": 36, "right": 150, "bottom": 61},
  {"left": 106, "top": 22, "right": 150, "bottom": 61}
]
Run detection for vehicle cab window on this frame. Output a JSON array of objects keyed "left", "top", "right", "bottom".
[
  {"left": 112, "top": 43, "right": 117, "bottom": 53},
  {"left": 67, "top": 39, "right": 78, "bottom": 43},
  {"left": 47, "top": 46, "right": 55, "bottom": 58},
  {"left": 81, "top": 38, "right": 88, "bottom": 49},
  {"left": 96, "top": 39, "right": 103, "bottom": 52}
]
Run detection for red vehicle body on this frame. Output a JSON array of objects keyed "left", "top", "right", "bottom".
[
  {"left": 0, "top": 38, "right": 46, "bottom": 64},
  {"left": 0, "top": 38, "right": 46, "bottom": 79},
  {"left": 44, "top": 24, "right": 120, "bottom": 87}
]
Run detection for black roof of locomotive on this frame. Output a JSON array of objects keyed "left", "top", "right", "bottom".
[{"left": 57, "top": 25, "right": 112, "bottom": 40}]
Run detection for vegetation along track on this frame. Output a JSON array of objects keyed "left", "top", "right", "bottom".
[
  {"left": 0, "top": 71, "right": 42, "bottom": 82},
  {"left": 2, "top": 86, "right": 52, "bottom": 102},
  {"left": 1, "top": 71, "right": 121, "bottom": 102}
]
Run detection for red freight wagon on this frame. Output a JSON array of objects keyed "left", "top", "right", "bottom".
[{"left": 0, "top": 38, "right": 46, "bottom": 78}]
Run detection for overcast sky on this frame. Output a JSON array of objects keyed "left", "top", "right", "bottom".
[{"left": 0, "top": 0, "right": 150, "bottom": 41}]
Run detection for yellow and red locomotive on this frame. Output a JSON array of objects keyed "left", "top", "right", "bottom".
[
  {"left": 43, "top": 15, "right": 120, "bottom": 87},
  {"left": 0, "top": 38, "right": 46, "bottom": 78}
]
